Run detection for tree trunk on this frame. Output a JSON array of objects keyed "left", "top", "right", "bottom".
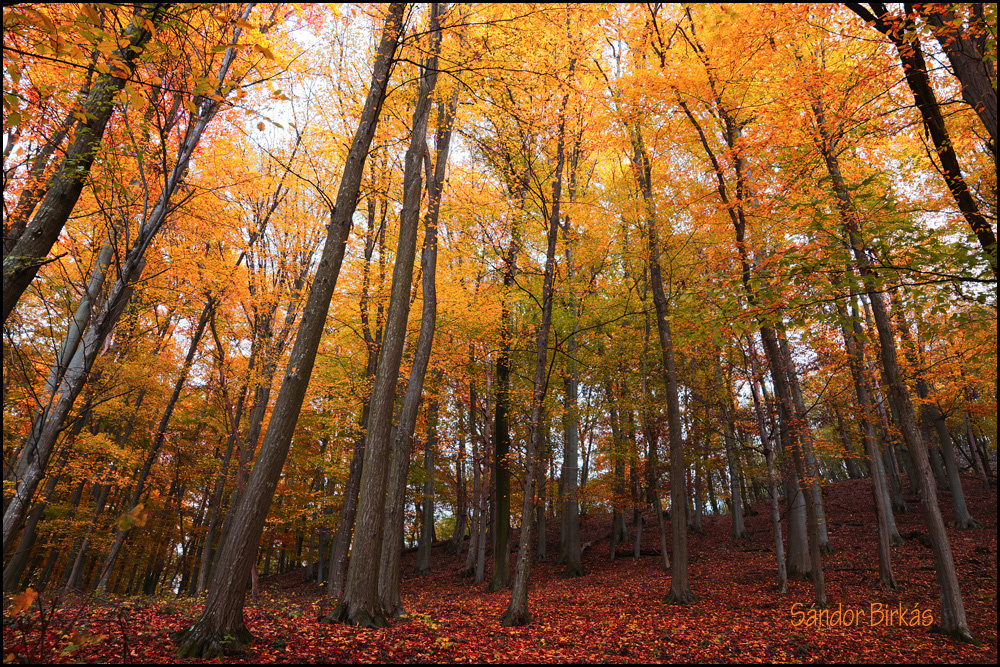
[
  {"left": 677, "top": 89, "right": 823, "bottom": 601},
  {"left": 835, "top": 409, "right": 865, "bottom": 479},
  {"left": 629, "top": 122, "right": 693, "bottom": 604},
  {"left": 642, "top": 314, "right": 670, "bottom": 572},
  {"left": 813, "top": 93, "right": 973, "bottom": 640},
  {"left": 475, "top": 371, "right": 492, "bottom": 584},
  {"left": 488, "top": 202, "right": 521, "bottom": 593},
  {"left": 779, "top": 333, "right": 830, "bottom": 552},
  {"left": 464, "top": 375, "right": 482, "bottom": 576},
  {"left": 501, "top": 96, "right": 566, "bottom": 628},
  {"left": 535, "top": 425, "right": 549, "bottom": 562},
  {"left": 453, "top": 396, "right": 468, "bottom": 558},
  {"left": 2, "top": 4, "right": 168, "bottom": 322},
  {"left": 559, "top": 248, "right": 584, "bottom": 577},
  {"left": 176, "top": 8, "right": 404, "bottom": 656},
  {"left": 415, "top": 396, "right": 439, "bottom": 575},
  {"left": 745, "top": 339, "right": 787, "bottom": 592},
  {"left": 847, "top": 3, "right": 996, "bottom": 275},
  {"left": 916, "top": 3, "right": 996, "bottom": 157},
  {"left": 890, "top": 291, "right": 978, "bottom": 529},
  {"left": 379, "top": 80, "right": 457, "bottom": 618},
  {"left": 833, "top": 292, "right": 899, "bottom": 588},
  {"left": 330, "top": 6, "right": 436, "bottom": 629}
]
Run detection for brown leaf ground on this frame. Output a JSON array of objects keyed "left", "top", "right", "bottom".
[{"left": 4, "top": 475, "right": 996, "bottom": 663}]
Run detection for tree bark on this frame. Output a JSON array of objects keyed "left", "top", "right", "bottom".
[
  {"left": 415, "top": 394, "right": 439, "bottom": 575},
  {"left": 628, "top": 121, "right": 693, "bottom": 604},
  {"left": 377, "top": 76, "right": 456, "bottom": 618},
  {"left": 329, "top": 5, "right": 435, "bottom": 629},
  {"left": 488, "top": 193, "right": 522, "bottom": 594},
  {"left": 779, "top": 333, "right": 830, "bottom": 552},
  {"left": 642, "top": 314, "right": 670, "bottom": 573},
  {"left": 745, "top": 338, "right": 787, "bottom": 592},
  {"left": 914, "top": 3, "right": 996, "bottom": 157},
  {"left": 558, "top": 249, "right": 584, "bottom": 577},
  {"left": 176, "top": 7, "right": 404, "bottom": 655}
]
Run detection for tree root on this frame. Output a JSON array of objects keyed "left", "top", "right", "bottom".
[
  {"left": 173, "top": 620, "right": 253, "bottom": 659},
  {"left": 500, "top": 608, "right": 532, "bottom": 627},
  {"left": 664, "top": 589, "right": 697, "bottom": 605},
  {"left": 559, "top": 565, "right": 585, "bottom": 579},
  {"left": 929, "top": 624, "right": 978, "bottom": 644},
  {"left": 322, "top": 600, "right": 390, "bottom": 629}
]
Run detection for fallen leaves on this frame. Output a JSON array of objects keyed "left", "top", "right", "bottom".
[{"left": 2, "top": 476, "right": 996, "bottom": 663}]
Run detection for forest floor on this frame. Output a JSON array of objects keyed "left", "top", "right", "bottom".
[{"left": 3, "top": 475, "right": 996, "bottom": 664}]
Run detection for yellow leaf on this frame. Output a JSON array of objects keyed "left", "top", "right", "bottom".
[
  {"left": 252, "top": 43, "right": 276, "bottom": 60},
  {"left": 11, "top": 588, "right": 38, "bottom": 615}
]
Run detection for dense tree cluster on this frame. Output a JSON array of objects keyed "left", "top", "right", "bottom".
[{"left": 3, "top": 3, "right": 995, "bottom": 656}]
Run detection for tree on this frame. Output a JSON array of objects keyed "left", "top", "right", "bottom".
[
  {"left": 331, "top": 1, "right": 441, "bottom": 630},
  {"left": 846, "top": 3, "right": 997, "bottom": 277},
  {"left": 3, "top": 4, "right": 255, "bottom": 563},
  {"left": 3, "top": 4, "right": 171, "bottom": 322},
  {"left": 175, "top": 4, "right": 405, "bottom": 656}
]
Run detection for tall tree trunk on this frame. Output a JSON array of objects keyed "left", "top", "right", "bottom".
[
  {"left": 176, "top": 8, "right": 404, "bottom": 656},
  {"left": 500, "top": 96, "right": 566, "bottom": 628},
  {"left": 330, "top": 6, "right": 436, "bottom": 629},
  {"left": 453, "top": 391, "right": 468, "bottom": 558},
  {"left": 327, "top": 155, "right": 390, "bottom": 598},
  {"left": 628, "top": 121, "right": 693, "bottom": 604},
  {"left": 559, "top": 249, "right": 584, "bottom": 577},
  {"left": 536, "top": 423, "right": 549, "bottom": 561},
  {"left": 376, "top": 78, "right": 457, "bottom": 618},
  {"left": 835, "top": 409, "right": 864, "bottom": 479},
  {"left": 464, "top": 375, "right": 482, "bottom": 575},
  {"left": 915, "top": 3, "right": 996, "bottom": 157},
  {"left": 415, "top": 394, "right": 439, "bottom": 575},
  {"left": 5, "top": 242, "right": 110, "bottom": 503},
  {"left": 196, "top": 346, "right": 248, "bottom": 595},
  {"left": 830, "top": 288, "right": 898, "bottom": 589},
  {"left": 488, "top": 196, "right": 522, "bottom": 593},
  {"left": 890, "top": 291, "right": 978, "bottom": 528},
  {"left": 475, "top": 368, "right": 492, "bottom": 584},
  {"left": 642, "top": 314, "right": 670, "bottom": 572},
  {"left": 779, "top": 333, "right": 830, "bottom": 552},
  {"left": 813, "top": 95, "right": 973, "bottom": 641},
  {"left": 745, "top": 338, "right": 787, "bottom": 592}
]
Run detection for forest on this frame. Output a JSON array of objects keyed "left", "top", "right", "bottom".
[{"left": 2, "top": 2, "right": 997, "bottom": 663}]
